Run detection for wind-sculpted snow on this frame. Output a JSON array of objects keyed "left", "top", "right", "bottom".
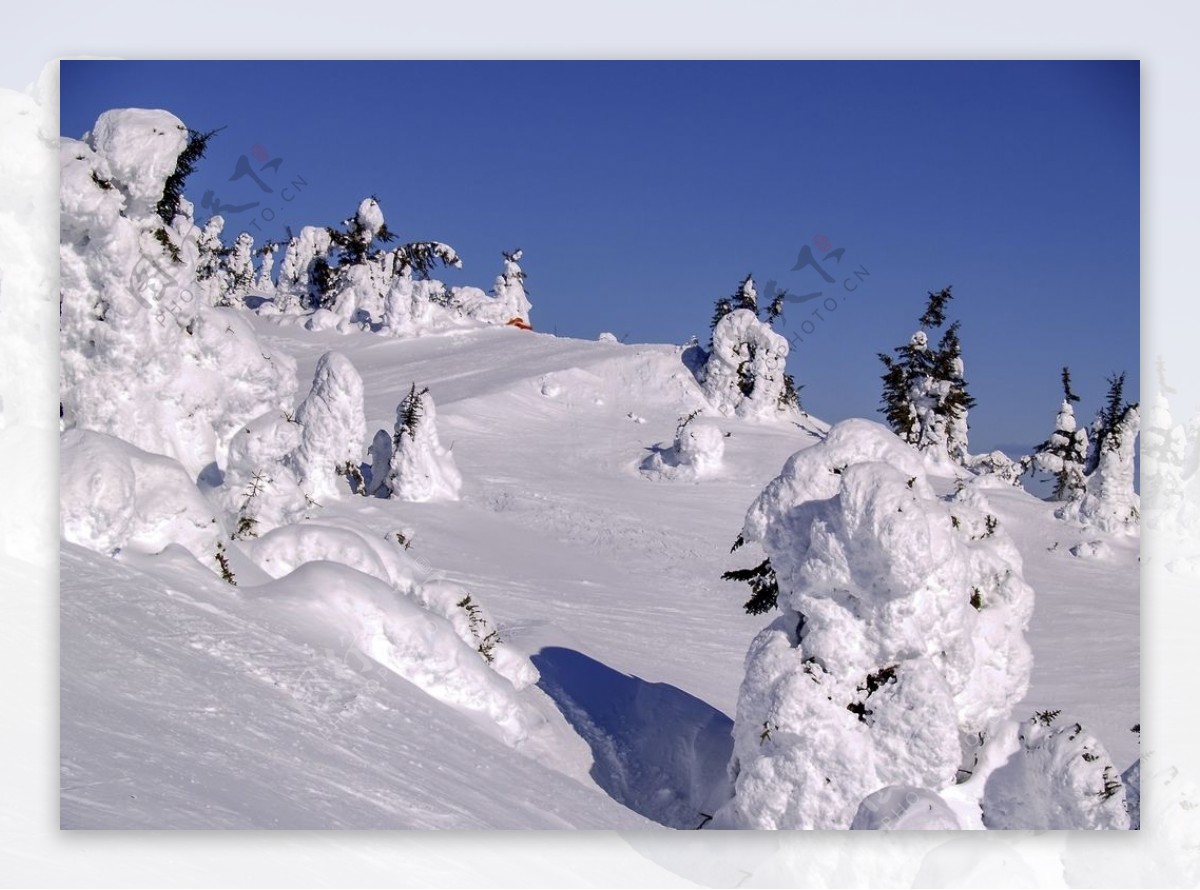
[
  {"left": 61, "top": 429, "right": 223, "bottom": 563},
  {"left": 715, "top": 419, "right": 1035, "bottom": 829},
  {"left": 246, "top": 561, "right": 540, "bottom": 748}
]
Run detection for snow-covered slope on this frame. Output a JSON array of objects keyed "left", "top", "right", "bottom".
[
  {"left": 58, "top": 107, "right": 1137, "bottom": 830},
  {"left": 62, "top": 319, "right": 1138, "bottom": 829}
]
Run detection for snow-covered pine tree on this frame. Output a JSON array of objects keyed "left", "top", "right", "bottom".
[
  {"left": 700, "top": 275, "right": 798, "bottom": 420},
  {"left": 1086, "top": 372, "right": 1134, "bottom": 475},
  {"left": 255, "top": 241, "right": 278, "bottom": 293},
  {"left": 1033, "top": 367, "right": 1089, "bottom": 502},
  {"left": 288, "top": 351, "right": 367, "bottom": 500},
  {"left": 225, "top": 232, "right": 256, "bottom": 299},
  {"left": 712, "top": 420, "right": 1034, "bottom": 829},
  {"left": 388, "top": 384, "right": 462, "bottom": 502},
  {"left": 1074, "top": 374, "right": 1140, "bottom": 533},
  {"left": 878, "top": 286, "right": 974, "bottom": 462},
  {"left": 489, "top": 248, "right": 531, "bottom": 325},
  {"left": 732, "top": 274, "right": 757, "bottom": 313}
]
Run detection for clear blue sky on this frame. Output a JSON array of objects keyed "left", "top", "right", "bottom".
[{"left": 61, "top": 60, "right": 1139, "bottom": 456}]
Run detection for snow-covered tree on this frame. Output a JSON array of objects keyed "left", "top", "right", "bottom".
[
  {"left": 1076, "top": 402, "right": 1140, "bottom": 534},
  {"left": 709, "top": 274, "right": 758, "bottom": 343},
  {"left": 225, "top": 231, "right": 255, "bottom": 300},
  {"left": 276, "top": 225, "right": 334, "bottom": 312},
  {"left": 712, "top": 420, "right": 1034, "bottom": 829},
  {"left": 878, "top": 286, "right": 974, "bottom": 463},
  {"left": 701, "top": 291, "right": 796, "bottom": 420},
  {"left": 982, "top": 711, "right": 1130, "bottom": 829},
  {"left": 288, "top": 351, "right": 367, "bottom": 501},
  {"left": 388, "top": 384, "right": 462, "bottom": 502},
  {"left": 490, "top": 248, "right": 531, "bottom": 325},
  {"left": 1033, "top": 367, "right": 1089, "bottom": 502},
  {"left": 60, "top": 109, "right": 297, "bottom": 480},
  {"left": 255, "top": 241, "right": 278, "bottom": 293},
  {"left": 640, "top": 411, "right": 725, "bottom": 480}
]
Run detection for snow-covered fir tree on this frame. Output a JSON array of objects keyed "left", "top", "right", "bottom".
[
  {"left": 878, "top": 286, "right": 975, "bottom": 463},
  {"left": 1033, "top": 367, "right": 1089, "bottom": 502},
  {"left": 700, "top": 275, "right": 800, "bottom": 420},
  {"left": 491, "top": 248, "right": 531, "bottom": 325},
  {"left": 1055, "top": 371, "right": 1141, "bottom": 533},
  {"left": 288, "top": 351, "right": 367, "bottom": 501},
  {"left": 254, "top": 241, "right": 278, "bottom": 294},
  {"left": 713, "top": 420, "right": 1034, "bottom": 829},
  {"left": 982, "top": 711, "right": 1129, "bottom": 829},
  {"left": 388, "top": 384, "right": 462, "bottom": 502},
  {"left": 225, "top": 231, "right": 256, "bottom": 301}
]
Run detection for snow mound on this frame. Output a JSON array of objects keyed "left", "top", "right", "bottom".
[
  {"left": 247, "top": 561, "right": 540, "bottom": 747},
  {"left": 714, "top": 419, "right": 1034, "bottom": 829},
  {"left": 61, "top": 429, "right": 222, "bottom": 562},
  {"left": 982, "top": 713, "right": 1130, "bottom": 829},
  {"left": 850, "top": 785, "right": 962, "bottom": 830},
  {"left": 641, "top": 418, "right": 725, "bottom": 481}
]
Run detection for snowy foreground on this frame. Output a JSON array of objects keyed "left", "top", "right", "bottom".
[
  {"left": 60, "top": 109, "right": 1138, "bottom": 830},
  {"left": 61, "top": 325, "right": 1139, "bottom": 830}
]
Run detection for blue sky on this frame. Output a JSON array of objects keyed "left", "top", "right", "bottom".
[{"left": 61, "top": 60, "right": 1139, "bottom": 456}]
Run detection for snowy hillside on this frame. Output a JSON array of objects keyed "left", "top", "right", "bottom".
[{"left": 60, "top": 109, "right": 1139, "bottom": 830}]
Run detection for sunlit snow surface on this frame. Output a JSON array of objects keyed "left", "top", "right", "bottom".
[{"left": 62, "top": 321, "right": 1138, "bottom": 829}]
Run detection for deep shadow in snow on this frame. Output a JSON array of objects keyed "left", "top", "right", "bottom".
[{"left": 532, "top": 646, "right": 734, "bottom": 829}]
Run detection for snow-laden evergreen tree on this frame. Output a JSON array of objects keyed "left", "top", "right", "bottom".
[
  {"left": 225, "top": 232, "right": 256, "bottom": 301},
  {"left": 220, "top": 411, "right": 309, "bottom": 538},
  {"left": 709, "top": 274, "right": 758, "bottom": 344},
  {"left": 491, "top": 248, "right": 532, "bottom": 325},
  {"left": 388, "top": 384, "right": 462, "bottom": 502},
  {"left": 700, "top": 275, "right": 799, "bottom": 420},
  {"left": 878, "top": 286, "right": 975, "bottom": 463},
  {"left": 288, "top": 351, "right": 367, "bottom": 501},
  {"left": 1033, "top": 367, "right": 1089, "bottom": 502},
  {"left": 276, "top": 225, "right": 333, "bottom": 311},
  {"left": 640, "top": 411, "right": 725, "bottom": 480},
  {"left": 1063, "top": 371, "right": 1140, "bottom": 533},
  {"left": 194, "top": 214, "right": 227, "bottom": 306},
  {"left": 982, "top": 711, "right": 1130, "bottom": 829},
  {"left": 254, "top": 241, "right": 278, "bottom": 294},
  {"left": 712, "top": 420, "right": 1034, "bottom": 829},
  {"left": 60, "top": 108, "right": 297, "bottom": 480}
]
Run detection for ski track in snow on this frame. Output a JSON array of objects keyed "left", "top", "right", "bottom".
[{"left": 63, "top": 317, "right": 1139, "bottom": 828}]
